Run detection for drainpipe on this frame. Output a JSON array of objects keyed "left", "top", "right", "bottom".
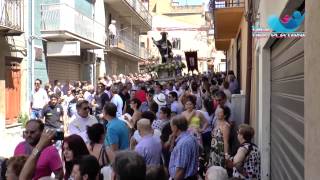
[
  {"left": 244, "top": 0, "right": 253, "bottom": 124},
  {"left": 27, "top": 0, "right": 34, "bottom": 107}
]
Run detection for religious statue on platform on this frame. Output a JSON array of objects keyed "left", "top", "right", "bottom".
[{"left": 152, "top": 32, "right": 173, "bottom": 63}]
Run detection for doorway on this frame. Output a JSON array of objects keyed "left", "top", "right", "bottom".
[{"left": 5, "top": 57, "right": 22, "bottom": 125}]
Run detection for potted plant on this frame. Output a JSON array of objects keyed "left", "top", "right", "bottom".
[{"left": 18, "top": 113, "right": 29, "bottom": 128}]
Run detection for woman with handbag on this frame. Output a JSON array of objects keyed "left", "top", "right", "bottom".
[{"left": 226, "top": 124, "right": 261, "bottom": 180}]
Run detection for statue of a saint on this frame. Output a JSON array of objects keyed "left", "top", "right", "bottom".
[{"left": 152, "top": 32, "right": 173, "bottom": 63}]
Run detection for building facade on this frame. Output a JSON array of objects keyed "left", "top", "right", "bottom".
[
  {"left": 0, "top": 0, "right": 26, "bottom": 129},
  {"left": 104, "top": 0, "right": 152, "bottom": 75},
  {"left": 37, "top": 0, "right": 105, "bottom": 85}
]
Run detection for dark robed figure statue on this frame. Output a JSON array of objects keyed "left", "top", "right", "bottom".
[{"left": 152, "top": 32, "right": 173, "bottom": 63}]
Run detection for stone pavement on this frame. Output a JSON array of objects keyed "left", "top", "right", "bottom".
[{"left": 0, "top": 126, "right": 24, "bottom": 158}]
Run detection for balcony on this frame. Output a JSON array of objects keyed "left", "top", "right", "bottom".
[
  {"left": 0, "top": 0, "right": 23, "bottom": 36},
  {"left": 212, "top": 0, "right": 245, "bottom": 50},
  {"left": 106, "top": 35, "right": 151, "bottom": 61},
  {"left": 40, "top": 3, "right": 105, "bottom": 49},
  {"left": 105, "top": 0, "right": 152, "bottom": 32}
]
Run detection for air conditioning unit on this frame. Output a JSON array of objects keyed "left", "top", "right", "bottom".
[{"left": 81, "top": 50, "right": 96, "bottom": 64}]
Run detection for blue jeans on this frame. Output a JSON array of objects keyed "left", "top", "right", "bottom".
[{"left": 30, "top": 108, "right": 42, "bottom": 119}]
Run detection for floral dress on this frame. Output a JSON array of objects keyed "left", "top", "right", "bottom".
[{"left": 208, "top": 127, "right": 225, "bottom": 167}]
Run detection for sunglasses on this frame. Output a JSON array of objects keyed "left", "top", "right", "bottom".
[{"left": 24, "top": 130, "right": 37, "bottom": 135}]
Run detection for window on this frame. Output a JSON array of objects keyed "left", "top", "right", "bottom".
[
  {"left": 172, "top": 38, "right": 181, "bottom": 50},
  {"left": 140, "top": 42, "right": 145, "bottom": 48}
]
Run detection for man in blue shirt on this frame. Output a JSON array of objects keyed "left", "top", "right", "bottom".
[
  {"left": 169, "top": 115, "right": 199, "bottom": 180},
  {"left": 103, "top": 102, "right": 129, "bottom": 151},
  {"left": 135, "top": 118, "right": 162, "bottom": 165}
]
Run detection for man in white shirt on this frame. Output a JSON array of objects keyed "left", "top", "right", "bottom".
[
  {"left": 108, "top": 20, "right": 117, "bottom": 46},
  {"left": 68, "top": 100, "right": 98, "bottom": 143},
  {"left": 30, "top": 79, "right": 49, "bottom": 119},
  {"left": 110, "top": 86, "right": 123, "bottom": 117},
  {"left": 84, "top": 85, "right": 95, "bottom": 104}
]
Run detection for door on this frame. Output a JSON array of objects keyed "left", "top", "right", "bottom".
[
  {"left": 5, "top": 60, "right": 21, "bottom": 125},
  {"left": 270, "top": 37, "right": 304, "bottom": 180}
]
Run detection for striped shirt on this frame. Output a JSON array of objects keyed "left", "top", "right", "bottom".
[{"left": 169, "top": 132, "right": 199, "bottom": 178}]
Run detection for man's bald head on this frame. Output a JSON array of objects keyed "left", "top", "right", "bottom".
[{"left": 137, "top": 118, "right": 152, "bottom": 135}]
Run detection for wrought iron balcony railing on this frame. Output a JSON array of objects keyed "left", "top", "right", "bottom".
[
  {"left": 107, "top": 34, "right": 151, "bottom": 59},
  {"left": 209, "top": 0, "right": 245, "bottom": 9},
  {"left": 41, "top": 3, "right": 105, "bottom": 46},
  {"left": 0, "top": 0, "right": 23, "bottom": 34},
  {"left": 124, "top": 0, "right": 152, "bottom": 27}
]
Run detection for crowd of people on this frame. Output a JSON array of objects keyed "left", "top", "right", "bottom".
[{"left": 0, "top": 71, "right": 261, "bottom": 180}]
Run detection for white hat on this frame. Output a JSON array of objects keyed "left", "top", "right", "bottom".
[{"left": 153, "top": 93, "right": 167, "bottom": 106}]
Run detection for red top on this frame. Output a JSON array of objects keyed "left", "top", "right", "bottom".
[{"left": 135, "top": 90, "right": 147, "bottom": 103}]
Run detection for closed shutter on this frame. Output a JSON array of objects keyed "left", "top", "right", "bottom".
[
  {"left": 48, "top": 58, "right": 81, "bottom": 82},
  {"left": 270, "top": 37, "right": 304, "bottom": 180}
]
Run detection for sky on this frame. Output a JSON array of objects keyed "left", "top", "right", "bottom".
[{"left": 175, "top": 0, "right": 205, "bottom": 6}]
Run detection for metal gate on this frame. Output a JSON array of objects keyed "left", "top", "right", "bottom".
[
  {"left": 270, "top": 37, "right": 304, "bottom": 180},
  {"left": 48, "top": 57, "right": 81, "bottom": 83}
]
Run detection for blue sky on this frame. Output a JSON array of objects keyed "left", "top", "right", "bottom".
[{"left": 175, "top": 0, "right": 205, "bottom": 5}]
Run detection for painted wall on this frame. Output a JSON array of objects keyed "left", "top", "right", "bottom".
[
  {"left": 226, "top": 15, "right": 248, "bottom": 92},
  {"left": 94, "top": 0, "right": 106, "bottom": 77},
  {"left": 251, "top": 0, "right": 299, "bottom": 179},
  {"left": 105, "top": 54, "right": 138, "bottom": 75},
  {"left": 305, "top": 0, "right": 320, "bottom": 179},
  {"left": 212, "top": 51, "right": 226, "bottom": 72},
  {"left": 168, "top": 14, "right": 204, "bottom": 26},
  {"left": 149, "top": 0, "right": 172, "bottom": 14}
]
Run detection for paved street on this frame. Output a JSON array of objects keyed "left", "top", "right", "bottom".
[{"left": 0, "top": 127, "right": 23, "bottom": 158}]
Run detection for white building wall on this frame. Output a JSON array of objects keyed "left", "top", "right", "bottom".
[
  {"left": 94, "top": 0, "right": 106, "bottom": 77},
  {"left": 254, "top": 0, "right": 292, "bottom": 179}
]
